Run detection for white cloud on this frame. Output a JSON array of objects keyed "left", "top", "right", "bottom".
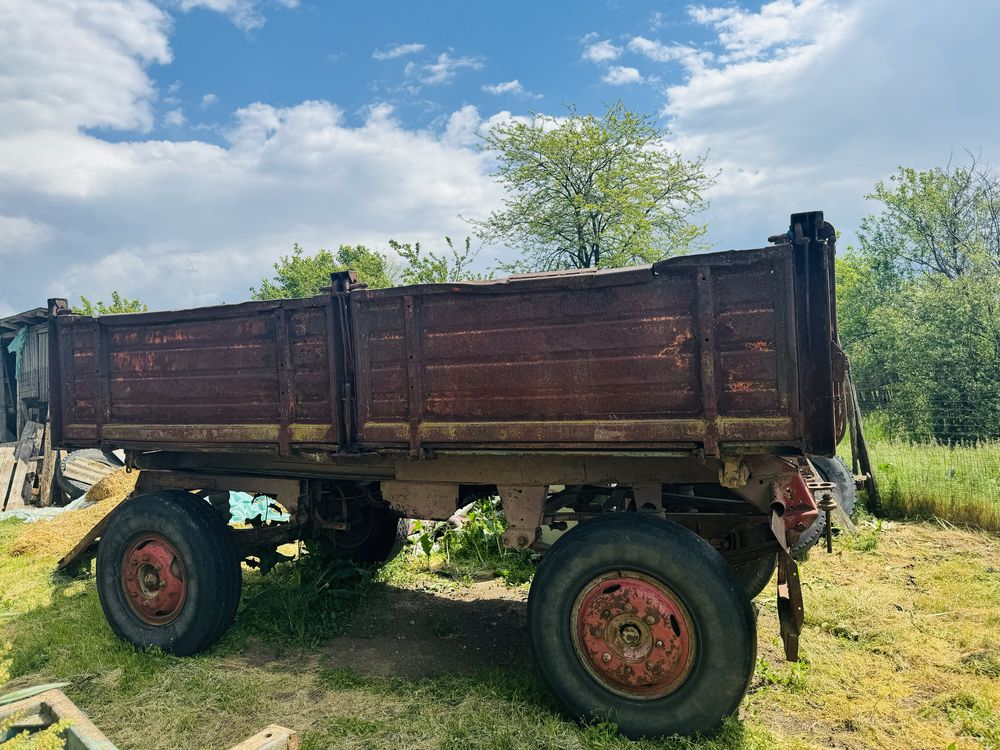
[
  {"left": 628, "top": 36, "right": 712, "bottom": 73},
  {"left": 0, "top": 0, "right": 170, "bottom": 135},
  {"left": 602, "top": 66, "right": 643, "bottom": 85},
  {"left": 176, "top": 0, "right": 299, "bottom": 31},
  {"left": 164, "top": 108, "right": 186, "bottom": 126},
  {"left": 688, "top": 0, "right": 842, "bottom": 62},
  {"left": 658, "top": 0, "right": 1000, "bottom": 253},
  {"left": 481, "top": 80, "right": 541, "bottom": 99},
  {"left": 0, "top": 216, "right": 53, "bottom": 255},
  {"left": 0, "top": 2, "right": 505, "bottom": 314},
  {"left": 443, "top": 104, "right": 483, "bottom": 148},
  {"left": 582, "top": 39, "right": 621, "bottom": 63},
  {"left": 405, "top": 52, "right": 483, "bottom": 85},
  {"left": 372, "top": 42, "right": 426, "bottom": 61},
  {"left": 201, "top": 93, "right": 218, "bottom": 108}
]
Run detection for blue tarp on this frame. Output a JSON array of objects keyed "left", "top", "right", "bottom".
[
  {"left": 228, "top": 491, "right": 289, "bottom": 524},
  {"left": 6, "top": 327, "right": 27, "bottom": 378}
]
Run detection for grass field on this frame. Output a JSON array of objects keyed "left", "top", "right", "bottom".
[
  {"left": 864, "top": 440, "right": 1000, "bottom": 531},
  {"left": 1, "top": 514, "right": 998, "bottom": 750}
]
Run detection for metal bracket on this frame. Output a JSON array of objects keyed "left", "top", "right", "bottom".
[
  {"left": 498, "top": 484, "right": 547, "bottom": 549},
  {"left": 380, "top": 480, "right": 458, "bottom": 519},
  {"left": 777, "top": 549, "right": 804, "bottom": 662},
  {"left": 720, "top": 457, "right": 750, "bottom": 488}
]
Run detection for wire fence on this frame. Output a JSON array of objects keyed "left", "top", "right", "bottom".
[{"left": 853, "top": 383, "right": 1000, "bottom": 531}]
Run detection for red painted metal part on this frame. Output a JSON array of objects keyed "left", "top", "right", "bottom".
[
  {"left": 121, "top": 533, "right": 187, "bottom": 625},
  {"left": 770, "top": 469, "right": 820, "bottom": 548},
  {"left": 571, "top": 571, "right": 695, "bottom": 700}
]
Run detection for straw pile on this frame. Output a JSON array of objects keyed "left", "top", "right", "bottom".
[{"left": 10, "top": 469, "right": 139, "bottom": 558}]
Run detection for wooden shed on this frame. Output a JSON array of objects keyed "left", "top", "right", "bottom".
[{"left": 1, "top": 308, "right": 49, "bottom": 442}]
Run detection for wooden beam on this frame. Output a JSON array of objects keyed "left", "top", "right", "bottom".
[
  {"left": 2, "top": 421, "right": 41, "bottom": 511},
  {"left": 0, "top": 443, "right": 16, "bottom": 507},
  {"left": 38, "top": 420, "right": 59, "bottom": 508}
]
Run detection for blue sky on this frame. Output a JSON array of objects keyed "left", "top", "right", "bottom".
[
  {"left": 3, "top": 0, "right": 1000, "bottom": 314},
  {"left": 147, "top": 1, "right": 708, "bottom": 140}
]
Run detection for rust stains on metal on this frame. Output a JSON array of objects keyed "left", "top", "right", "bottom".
[{"left": 50, "top": 212, "right": 839, "bottom": 461}]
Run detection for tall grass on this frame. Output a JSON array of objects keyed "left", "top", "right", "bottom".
[{"left": 865, "top": 439, "right": 1000, "bottom": 531}]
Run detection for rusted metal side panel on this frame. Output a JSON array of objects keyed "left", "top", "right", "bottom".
[
  {"left": 352, "top": 247, "right": 805, "bottom": 455},
  {"left": 50, "top": 216, "right": 839, "bottom": 459},
  {"left": 53, "top": 298, "right": 343, "bottom": 452}
]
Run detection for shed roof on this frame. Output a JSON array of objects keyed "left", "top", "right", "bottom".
[{"left": 0, "top": 308, "right": 47, "bottom": 340}]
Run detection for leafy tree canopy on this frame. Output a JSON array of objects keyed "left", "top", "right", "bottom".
[
  {"left": 251, "top": 243, "right": 397, "bottom": 300},
  {"left": 394, "top": 237, "right": 485, "bottom": 285},
  {"left": 472, "top": 100, "right": 715, "bottom": 272},
  {"left": 74, "top": 292, "right": 148, "bottom": 316},
  {"left": 840, "top": 155, "right": 1000, "bottom": 442},
  {"left": 251, "top": 238, "right": 482, "bottom": 300}
]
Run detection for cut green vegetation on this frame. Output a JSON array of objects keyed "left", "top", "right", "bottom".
[{"left": 1, "top": 508, "right": 998, "bottom": 750}]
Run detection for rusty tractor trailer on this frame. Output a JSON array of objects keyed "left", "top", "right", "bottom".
[{"left": 47, "top": 211, "right": 853, "bottom": 738}]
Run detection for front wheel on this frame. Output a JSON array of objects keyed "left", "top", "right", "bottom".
[
  {"left": 96, "top": 490, "right": 242, "bottom": 655},
  {"left": 527, "top": 514, "right": 757, "bottom": 739}
]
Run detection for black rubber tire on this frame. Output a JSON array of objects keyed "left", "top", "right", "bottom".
[
  {"left": 58, "top": 449, "right": 124, "bottom": 500},
  {"left": 791, "top": 456, "right": 858, "bottom": 559},
  {"left": 313, "top": 504, "right": 407, "bottom": 566},
  {"left": 527, "top": 513, "right": 757, "bottom": 739},
  {"left": 731, "top": 554, "right": 777, "bottom": 600},
  {"left": 96, "top": 490, "right": 242, "bottom": 655}
]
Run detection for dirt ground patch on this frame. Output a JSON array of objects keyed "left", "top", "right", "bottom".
[{"left": 320, "top": 579, "right": 529, "bottom": 678}]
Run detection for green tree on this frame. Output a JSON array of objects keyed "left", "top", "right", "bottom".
[
  {"left": 393, "top": 236, "right": 485, "bottom": 284},
  {"left": 859, "top": 155, "right": 1000, "bottom": 280},
  {"left": 839, "top": 156, "right": 1000, "bottom": 441},
  {"left": 74, "top": 292, "right": 148, "bottom": 316},
  {"left": 251, "top": 244, "right": 397, "bottom": 300},
  {"left": 253, "top": 238, "right": 484, "bottom": 300},
  {"left": 472, "top": 101, "right": 714, "bottom": 272}
]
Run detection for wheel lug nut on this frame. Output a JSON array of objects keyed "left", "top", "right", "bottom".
[
  {"left": 644, "top": 615, "right": 655, "bottom": 625},
  {"left": 624, "top": 666, "right": 632, "bottom": 675},
  {"left": 602, "top": 652, "right": 611, "bottom": 663},
  {"left": 655, "top": 640, "right": 663, "bottom": 648},
  {"left": 602, "top": 609, "right": 610, "bottom": 619},
  {"left": 624, "top": 604, "right": 634, "bottom": 613}
]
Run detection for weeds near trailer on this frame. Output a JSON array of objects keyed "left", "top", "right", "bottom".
[
  {"left": 235, "top": 553, "right": 373, "bottom": 646},
  {"left": 407, "top": 498, "right": 537, "bottom": 586},
  {"left": 842, "top": 517, "right": 882, "bottom": 552},
  {"left": 753, "top": 659, "right": 809, "bottom": 692}
]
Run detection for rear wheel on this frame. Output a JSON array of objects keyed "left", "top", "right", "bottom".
[
  {"left": 96, "top": 490, "right": 242, "bottom": 655},
  {"left": 731, "top": 554, "right": 777, "bottom": 600},
  {"left": 527, "top": 513, "right": 757, "bottom": 738},
  {"left": 791, "top": 456, "right": 858, "bottom": 558},
  {"left": 311, "top": 503, "right": 407, "bottom": 566}
]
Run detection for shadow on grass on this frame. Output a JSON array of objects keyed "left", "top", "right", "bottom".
[{"left": 0, "top": 538, "right": 765, "bottom": 750}]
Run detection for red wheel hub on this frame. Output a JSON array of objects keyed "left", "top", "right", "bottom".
[
  {"left": 571, "top": 571, "right": 695, "bottom": 699},
  {"left": 121, "top": 534, "right": 187, "bottom": 625}
]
